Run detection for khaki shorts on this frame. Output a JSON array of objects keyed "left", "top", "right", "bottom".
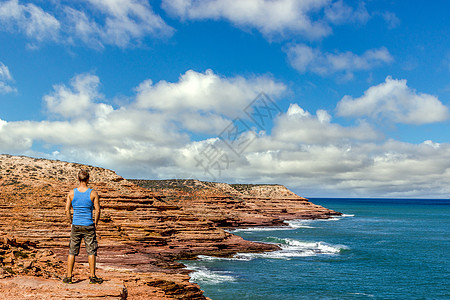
[{"left": 69, "top": 225, "right": 98, "bottom": 256}]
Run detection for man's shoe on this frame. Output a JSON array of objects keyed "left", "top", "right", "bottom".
[
  {"left": 62, "top": 276, "right": 72, "bottom": 284},
  {"left": 89, "top": 276, "right": 103, "bottom": 284}
]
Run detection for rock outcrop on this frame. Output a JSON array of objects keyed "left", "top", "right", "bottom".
[
  {"left": 0, "top": 154, "right": 340, "bottom": 299},
  {"left": 130, "top": 179, "right": 338, "bottom": 228}
]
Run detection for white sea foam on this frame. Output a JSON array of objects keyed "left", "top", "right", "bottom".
[
  {"left": 229, "top": 215, "right": 355, "bottom": 233},
  {"left": 299, "top": 214, "right": 355, "bottom": 222},
  {"left": 234, "top": 238, "right": 347, "bottom": 260},
  {"left": 285, "top": 214, "right": 356, "bottom": 227},
  {"left": 196, "top": 255, "right": 237, "bottom": 261},
  {"left": 185, "top": 265, "right": 236, "bottom": 284},
  {"left": 227, "top": 220, "right": 316, "bottom": 233},
  {"left": 229, "top": 226, "right": 293, "bottom": 233},
  {"left": 318, "top": 216, "right": 342, "bottom": 221},
  {"left": 196, "top": 254, "right": 252, "bottom": 261},
  {"left": 348, "top": 292, "right": 374, "bottom": 297},
  {"left": 196, "top": 238, "right": 348, "bottom": 261},
  {"left": 284, "top": 219, "right": 315, "bottom": 229}
]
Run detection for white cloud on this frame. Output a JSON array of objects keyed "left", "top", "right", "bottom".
[
  {"left": 0, "top": 69, "right": 285, "bottom": 170},
  {"left": 162, "top": 0, "right": 331, "bottom": 39},
  {"left": 63, "top": 7, "right": 104, "bottom": 49},
  {"left": 270, "top": 103, "right": 379, "bottom": 145},
  {"left": 73, "top": 0, "right": 174, "bottom": 47},
  {"left": 324, "top": 0, "right": 370, "bottom": 25},
  {"left": 1, "top": 71, "right": 450, "bottom": 198},
  {"left": 0, "top": 62, "right": 17, "bottom": 94},
  {"left": 0, "top": 62, "right": 12, "bottom": 81},
  {"left": 44, "top": 73, "right": 113, "bottom": 119},
  {"left": 0, "top": 0, "right": 173, "bottom": 48},
  {"left": 135, "top": 69, "right": 286, "bottom": 133},
  {"left": 316, "top": 109, "right": 331, "bottom": 124},
  {"left": 326, "top": 140, "right": 450, "bottom": 197},
  {"left": 423, "top": 140, "right": 439, "bottom": 149},
  {"left": 382, "top": 11, "right": 400, "bottom": 29},
  {"left": 162, "top": 0, "right": 382, "bottom": 40},
  {"left": 0, "top": 118, "right": 33, "bottom": 152},
  {"left": 193, "top": 106, "right": 450, "bottom": 198},
  {"left": 0, "top": 0, "right": 60, "bottom": 42},
  {"left": 286, "top": 44, "right": 393, "bottom": 77},
  {"left": 336, "top": 76, "right": 449, "bottom": 124}
]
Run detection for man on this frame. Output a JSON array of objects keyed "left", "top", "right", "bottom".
[{"left": 63, "top": 169, "right": 103, "bottom": 284}]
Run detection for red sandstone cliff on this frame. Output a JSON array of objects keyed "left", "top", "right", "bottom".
[
  {"left": 130, "top": 179, "right": 338, "bottom": 228},
  {"left": 0, "top": 154, "right": 340, "bottom": 299}
]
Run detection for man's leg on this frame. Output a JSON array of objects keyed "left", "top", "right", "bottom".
[
  {"left": 88, "top": 254, "right": 103, "bottom": 283},
  {"left": 65, "top": 225, "right": 81, "bottom": 282},
  {"left": 67, "top": 254, "right": 75, "bottom": 277},
  {"left": 88, "top": 254, "right": 96, "bottom": 277},
  {"left": 85, "top": 225, "right": 102, "bottom": 283}
]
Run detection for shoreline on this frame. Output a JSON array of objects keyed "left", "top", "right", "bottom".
[
  {"left": 0, "top": 155, "right": 340, "bottom": 299},
  {"left": 180, "top": 215, "right": 351, "bottom": 299},
  {"left": 187, "top": 198, "right": 450, "bottom": 299}
]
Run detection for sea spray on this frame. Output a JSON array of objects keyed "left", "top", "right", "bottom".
[
  {"left": 186, "top": 265, "right": 236, "bottom": 284},
  {"left": 191, "top": 237, "right": 347, "bottom": 262}
]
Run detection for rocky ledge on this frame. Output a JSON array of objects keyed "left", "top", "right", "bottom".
[{"left": 0, "top": 154, "right": 340, "bottom": 299}]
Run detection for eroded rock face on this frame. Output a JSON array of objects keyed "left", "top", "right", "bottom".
[
  {"left": 131, "top": 179, "right": 340, "bottom": 228},
  {"left": 0, "top": 155, "right": 339, "bottom": 299}
]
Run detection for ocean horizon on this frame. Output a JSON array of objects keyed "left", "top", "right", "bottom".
[{"left": 182, "top": 198, "right": 450, "bottom": 299}]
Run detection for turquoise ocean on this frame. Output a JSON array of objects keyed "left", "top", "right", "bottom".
[{"left": 182, "top": 198, "right": 450, "bottom": 299}]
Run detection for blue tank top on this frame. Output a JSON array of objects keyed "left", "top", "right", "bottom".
[{"left": 72, "top": 188, "right": 94, "bottom": 226}]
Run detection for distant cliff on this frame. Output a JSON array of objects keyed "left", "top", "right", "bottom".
[
  {"left": 130, "top": 179, "right": 339, "bottom": 228},
  {"left": 0, "top": 154, "right": 340, "bottom": 299}
]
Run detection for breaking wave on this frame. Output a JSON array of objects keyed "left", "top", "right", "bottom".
[
  {"left": 185, "top": 265, "right": 235, "bottom": 284},
  {"left": 283, "top": 219, "right": 315, "bottom": 229},
  {"left": 197, "top": 237, "right": 348, "bottom": 261},
  {"left": 234, "top": 237, "right": 347, "bottom": 260}
]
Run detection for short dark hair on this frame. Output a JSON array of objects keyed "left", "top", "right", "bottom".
[{"left": 78, "top": 170, "right": 90, "bottom": 182}]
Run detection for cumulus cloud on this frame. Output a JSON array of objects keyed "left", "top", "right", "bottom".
[
  {"left": 1, "top": 71, "right": 450, "bottom": 198},
  {"left": 0, "top": 77, "right": 188, "bottom": 174},
  {"left": 270, "top": 103, "right": 380, "bottom": 144},
  {"left": 0, "top": 62, "right": 17, "bottom": 94},
  {"left": 336, "top": 76, "right": 449, "bottom": 124},
  {"left": 196, "top": 105, "right": 450, "bottom": 198},
  {"left": 0, "top": 69, "right": 285, "bottom": 171},
  {"left": 327, "top": 140, "right": 450, "bottom": 197},
  {"left": 286, "top": 44, "right": 393, "bottom": 77},
  {"left": 44, "top": 73, "right": 112, "bottom": 119},
  {"left": 243, "top": 139, "right": 450, "bottom": 198},
  {"left": 0, "top": 0, "right": 173, "bottom": 48},
  {"left": 162, "top": 0, "right": 331, "bottom": 39},
  {"left": 135, "top": 69, "right": 286, "bottom": 133}
]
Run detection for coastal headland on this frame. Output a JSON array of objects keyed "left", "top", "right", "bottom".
[{"left": 0, "top": 154, "right": 340, "bottom": 299}]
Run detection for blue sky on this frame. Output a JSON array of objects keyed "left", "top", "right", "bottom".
[{"left": 0, "top": 0, "right": 449, "bottom": 198}]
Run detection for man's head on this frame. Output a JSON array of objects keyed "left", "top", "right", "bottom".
[{"left": 78, "top": 170, "right": 90, "bottom": 183}]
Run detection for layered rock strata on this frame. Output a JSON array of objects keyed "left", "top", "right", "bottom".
[
  {"left": 130, "top": 179, "right": 339, "bottom": 228},
  {"left": 0, "top": 154, "right": 340, "bottom": 299}
]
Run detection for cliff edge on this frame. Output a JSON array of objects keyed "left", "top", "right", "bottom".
[{"left": 0, "top": 154, "right": 340, "bottom": 299}]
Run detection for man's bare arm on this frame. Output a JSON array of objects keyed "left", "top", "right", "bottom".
[
  {"left": 65, "top": 190, "right": 73, "bottom": 224},
  {"left": 92, "top": 191, "right": 100, "bottom": 227}
]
